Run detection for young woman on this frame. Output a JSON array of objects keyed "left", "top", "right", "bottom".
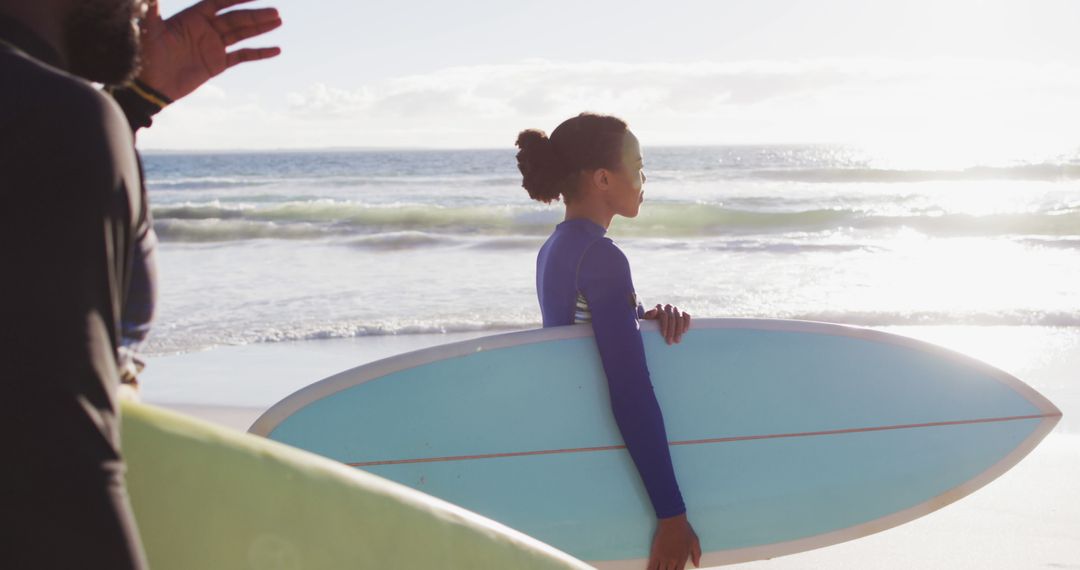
[{"left": 515, "top": 113, "right": 701, "bottom": 570}]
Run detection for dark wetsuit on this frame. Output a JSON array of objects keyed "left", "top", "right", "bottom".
[
  {"left": 537, "top": 218, "right": 686, "bottom": 518},
  {"left": 0, "top": 15, "right": 150, "bottom": 569}
]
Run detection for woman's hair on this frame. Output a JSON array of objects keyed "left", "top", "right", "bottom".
[{"left": 514, "top": 113, "right": 628, "bottom": 204}]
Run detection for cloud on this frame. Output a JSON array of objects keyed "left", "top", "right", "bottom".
[
  {"left": 189, "top": 84, "right": 227, "bottom": 101},
  {"left": 137, "top": 58, "right": 1080, "bottom": 151},
  {"left": 338, "top": 60, "right": 861, "bottom": 119},
  {"left": 286, "top": 83, "right": 374, "bottom": 118}
]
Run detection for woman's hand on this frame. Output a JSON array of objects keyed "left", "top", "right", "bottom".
[
  {"left": 642, "top": 304, "right": 691, "bottom": 345},
  {"left": 648, "top": 513, "right": 702, "bottom": 570}
]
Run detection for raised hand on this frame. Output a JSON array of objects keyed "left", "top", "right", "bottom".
[{"left": 137, "top": 0, "right": 282, "bottom": 101}]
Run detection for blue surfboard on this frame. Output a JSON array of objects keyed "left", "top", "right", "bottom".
[{"left": 250, "top": 319, "right": 1061, "bottom": 568}]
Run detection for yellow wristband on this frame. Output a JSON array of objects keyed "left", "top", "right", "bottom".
[{"left": 129, "top": 80, "right": 171, "bottom": 110}]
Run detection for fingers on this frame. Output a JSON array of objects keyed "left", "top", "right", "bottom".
[
  {"left": 217, "top": 7, "right": 281, "bottom": 29},
  {"left": 654, "top": 304, "right": 669, "bottom": 343},
  {"left": 207, "top": 0, "right": 264, "bottom": 13},
  {"left": 650, "top": 555, "right": 690, "bottom": 570},
  {"left": 222, "top": 18, "right": 283, "bottom": 46},
  {"left": 644, "top": 303, "right": 690, "bottom": 344},
  {"left": 664, "top": 304, "right": 687, "bottom": 344},
  {"left": 671, "top": 306, "right": 685, "bottom": 344},
  {"left": 671, "top": 308, "right": 690, "bottom": 343},
  {"left": 649, "top": 516, "right": 699, "bottom": 570},
  {"left": 650, "top": 304, "right": 692, "bottom": 345},
  {"left": 139, "top": 0, "right": 164, "bottom": 33},
  {"left": 215, "top": 7, "right": 282, "bottom": 42},
  {"left": 664, "top": 304, "right": 676, "bottom": 344},
  {"left": 225, "top": 47, "right": 282, "bottom": 68}
]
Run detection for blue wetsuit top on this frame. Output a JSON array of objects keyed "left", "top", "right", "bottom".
[{"left": 536, "top": 218, "right": 686, "bottom": 519}]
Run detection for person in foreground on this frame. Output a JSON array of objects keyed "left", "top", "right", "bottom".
[
  {"left": 0, "top": 0, "right": 279, "bottom": 567},
  {"left": 515, "top": 113, "right": 701, "bottom": 570}
]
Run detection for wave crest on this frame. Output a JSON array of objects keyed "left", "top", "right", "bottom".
[
  {"left": 151, "top": 200, "right": 1080, "bottom": 242},
  {"left": 751, "top": 163, "right": 1080, "bottom": 183}
]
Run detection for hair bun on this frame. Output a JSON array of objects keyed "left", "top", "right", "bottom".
[{"left": 515, "top": 129, "right": 565, "bottom": 204}]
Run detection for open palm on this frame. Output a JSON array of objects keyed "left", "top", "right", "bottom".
[{"left": 138, "top": 0, "right": 281, "bottom": 101}]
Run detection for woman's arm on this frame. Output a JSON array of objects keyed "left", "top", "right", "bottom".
[
  {"left": 578, "top": 239, "right": 685, "bottom": 518},
  {"left": 579, "top": 239, "right": 701, "bottom": 569}
]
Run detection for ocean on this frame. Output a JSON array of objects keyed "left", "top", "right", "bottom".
[{"left": 143, "top": 145, "right": 1080, "bottom": 355}]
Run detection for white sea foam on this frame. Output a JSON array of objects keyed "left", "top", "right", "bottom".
[{"left": 151, "top": 200, "right": 1080, "bottom": 241}]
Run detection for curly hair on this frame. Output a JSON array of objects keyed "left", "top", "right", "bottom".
[{"left": 514, "top": 113, "right": 628, "bottom": 204}]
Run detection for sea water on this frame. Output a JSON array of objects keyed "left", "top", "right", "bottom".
[
  {"left": 144, "top": 146, "right": 1080, "bottom": 351},
  {"left": 142, "top": 146, "right": 1080, "bottom": 427}
]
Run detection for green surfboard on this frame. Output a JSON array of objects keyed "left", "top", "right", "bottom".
[{"left": 120, "top": 402, "right": 591, "bottom": 570}]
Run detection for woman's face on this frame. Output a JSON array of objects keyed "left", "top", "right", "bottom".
[{"left": 606, "top": 131, "right": 647, "bottom": 218}]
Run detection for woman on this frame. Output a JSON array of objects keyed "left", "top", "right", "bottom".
[{"left": 515, "top": 113, "right": 701, "bottom": 570}]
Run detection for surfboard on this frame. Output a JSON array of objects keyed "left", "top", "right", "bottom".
[
  {"left": 120, "top": 401, "right": 591, "bottom": 570},
  {"left": 249, "top": 319, "right": 1061, "bottom": 568}
]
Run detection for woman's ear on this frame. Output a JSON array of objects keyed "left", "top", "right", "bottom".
[{"left": 591, "top": 168, "right": 610, "bottom": 191}]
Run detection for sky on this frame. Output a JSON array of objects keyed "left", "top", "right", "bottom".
[{"left": 139, "top": 0, "right": 1080, "bottom": 154}]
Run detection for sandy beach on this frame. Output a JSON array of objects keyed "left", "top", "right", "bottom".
[{"left": 145, "top": 325, "right": 1078, "bottom": 569}]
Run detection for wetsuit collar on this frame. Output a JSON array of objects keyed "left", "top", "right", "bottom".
[
  {"left": 557, "top": 217, "right": 607, "bottom": 236},
  {"left": 0, "top": 13, "right": 65, "bottom": 70}
]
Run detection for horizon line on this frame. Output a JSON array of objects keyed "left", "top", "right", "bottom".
[{"left": 136, "top": 142, "right": 864, "bottom": 155}]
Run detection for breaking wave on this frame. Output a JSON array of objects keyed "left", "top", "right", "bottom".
[
  {"left": 152, "top": 200, "right": 1080, "bottom": 242},
  {"left": 751, "top": 163, "right": 1080, "bottom": 183}
]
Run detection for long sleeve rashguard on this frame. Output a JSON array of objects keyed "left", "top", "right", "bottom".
[{"left": 536, "top": 218, "right": 686, "bottom": 518}]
